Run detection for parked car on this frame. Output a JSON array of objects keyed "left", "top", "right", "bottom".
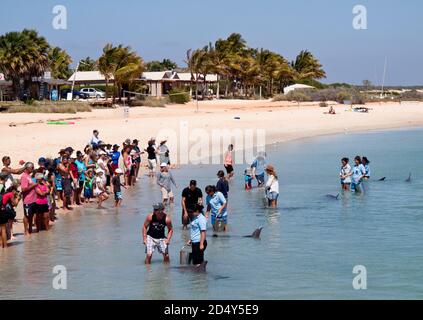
[
  {"left": 60, "top": 89, "right": 90, "bottom": 100},
  {"left": 80, "top": 88, "right": 106, "bottom": 99}
]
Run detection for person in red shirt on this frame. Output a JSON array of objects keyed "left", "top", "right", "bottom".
[
  {"left": 1, "top": 185, "right": 21, "bottom": 248},
  {"left": 69, "top": 157, "right": 79, "bottom": 206}
]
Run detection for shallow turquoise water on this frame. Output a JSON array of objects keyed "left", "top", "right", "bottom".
[{"left": 0, "top": 128, "right": 422, "bottom": 299}]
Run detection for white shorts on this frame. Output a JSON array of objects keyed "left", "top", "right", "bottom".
[
  {"left": 161, "top": 187, "right": 174, "bottom": 200},
  {"left": 148, "top": 159, "right": 156, "bottom": 170},
  {"left": 145, "top": 235, "right": 168, "bottom": 255}
]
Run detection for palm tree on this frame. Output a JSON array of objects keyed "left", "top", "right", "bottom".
[
  {"left": 78, "top": 57, "right": 97, "bottom": 71},
  {"left": 291, "top": 50, "right": 326, "bottom": 82},
  {"left": 185, "top": 48, "right": 208, "bottom": 100},
  {"left": 48, "top": 46, "right": 72, "bottom": 79},
  {"left": 98, "top": 44, "right": 117, "bottom": 101},
  {"left": 97, "top": 44, "right": 144, "bottom": 102},
  {"left": 0, "top": 29, "right": 50, "bottom": 100}
]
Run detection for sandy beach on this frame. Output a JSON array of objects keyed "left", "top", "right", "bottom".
[
  {"left": 1, "top": 100, "right": 423, "bottom": 163},
  {"left": 1, "top": 99, "right": 423, "bottom": 234}
]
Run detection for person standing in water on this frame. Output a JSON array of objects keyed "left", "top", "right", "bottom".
[
  {"left": 205, "top": 185, "right": 227, "bottom": 232},
  {"left": 20, "top": 162, "right": 37, "bottom": 235},
  {"left": 142, "top": 203, "right": 173, "bottom": 264},
  {"left": 251, "top": 152, "right": 267, "bottom": 187},
  {"left": 351, "top": 156, "right": 366, "bottom": 193},
  {"left": 216, "top": 170, "right": 229, "bottom": 200},
  {"left": 362, "top": 157, "right": 371, "bottom": 180},
  {"left": 145, "top": 139, "right": 157, "bottom": 178},
  {"left": 181, "top": 180, "right": 203, "bottom": 229},
  {"left": 187, "top": 204, "right": 207, "bottom": 267},
  {"left": 265, "top": 165, "right": 279, "bottom": 208},
  {"left": 158, "top": 140, "right": 170, "bottom": 166},
  {"left": 340, "top": 157, "right": 352, "bottom": 191},
  {"left": 157, "top": 163, "right": 177, "bottom": 206},
  {"left": 224, "top": 144, "right": 234, "bottom": 179},
  {"left": 34, "top": 173, "right": 51, "bottom": 231}
]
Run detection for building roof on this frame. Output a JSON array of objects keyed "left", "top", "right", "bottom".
[
  {"left": 284, "top": 84, "right": 315, "bottom": 90},
  {"left": 68, "top": 71, "right": 113, "bottom": 82},
  {"left": 283, "top": 83, "right": 315, "bottom": 94},
  {"left": 69, "top": 71, "right": 218, "bottom": 83}
]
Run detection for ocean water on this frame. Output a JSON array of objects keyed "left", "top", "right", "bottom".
[{"left": 0, "top": 128, "right": 422, "bottom": 300}]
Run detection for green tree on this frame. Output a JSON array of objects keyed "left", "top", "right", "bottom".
[
  {"left": 145, "top": 59, "right": 177, "bottom": 71},
  {"left": 98, "top": 43, "right": 144, "bottom": 102},
  {"left": 291, "top": 50, "right": 326, "bottom": 82},
  {"left": 78, "top": 57, "right": 97, "bottom": 71},
  {"left": 48, "top": 46, "right": 72, "bottom": 79},
  {"left": 0, "top": 29, "right": 50, "bottom": 99}
]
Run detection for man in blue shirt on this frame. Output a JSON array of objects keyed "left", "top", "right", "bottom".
[
  {"left": 187, "top": 204, "right": 207, "bottom": 266},
  {"left": 251, "top": 152, "right": 267, "bottom": 187},
  {"left": 205, "top": 185, "right": 227, "bottom": 231}
]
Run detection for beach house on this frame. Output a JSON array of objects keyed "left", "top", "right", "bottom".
[{"left": 68, "top": 71, "right": 218, "bottom": 97}]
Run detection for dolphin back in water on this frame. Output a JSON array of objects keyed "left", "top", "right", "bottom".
[
  {"left": 212, "top": 227, "right": 263, "bottom": 239},
  {"left": 243, "top": 227, "right": 263, "bottom": 239},
  {"left": 406, "top": 173, "right": 412, "bottom": 182},
  {"left": 326, "top": 193, "right": 340, "bottom": 200}
]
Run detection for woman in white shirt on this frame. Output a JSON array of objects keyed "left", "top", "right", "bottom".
[{"left": 265, "top": 165, "right": 279, "bottom": 208}]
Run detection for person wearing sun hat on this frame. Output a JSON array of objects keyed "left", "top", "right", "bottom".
[
  {"left": 94, "top": 169, "right": 109, "bottom": 209},
  {"left": 112, "top": 168, "right": 126, "bottom": 207},
  {"left": 265, "top": 164, "right": 279, "bottom": 208},
  {"left": 157, "top": 139, "right": 170, "bottom": 165}
]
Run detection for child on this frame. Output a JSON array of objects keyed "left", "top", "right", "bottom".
[
  {"left": 112, "top": 169, "right": 127, "bottom": 207},
  {"left": 94, "top": 169, "right": 109, "bottom": 209},
  {"left": 34, "top": 173, "right": 50, "bottom": 231},
  {"left": 0, "top": 185, "right": 21, "bottom": 248},
  {"left": 84, "top": 169, "right": 94, "bottom": 203},
  {"left": 244, "top": 168, "right": 253, "bottom": 190}
]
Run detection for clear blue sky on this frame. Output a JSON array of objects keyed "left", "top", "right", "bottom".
[{"left": 1, "top": 0, "right": 421, "bottom": 85}]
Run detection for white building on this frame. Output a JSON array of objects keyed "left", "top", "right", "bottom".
[{"left": 283, "top": 83, "right": 315, "bottom": 94}]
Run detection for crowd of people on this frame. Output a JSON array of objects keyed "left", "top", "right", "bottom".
[{"left": 0, "top": 130, "right": 280, "bottom": 270}]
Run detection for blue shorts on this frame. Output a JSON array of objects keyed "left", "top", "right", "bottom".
[
  {"left": 211, "top": 214, "right": 227, "bottom": 226},
  {"left": 55, "top": 175, "right": 62, "bottom": 191},
  {"left": 267, "top": 191, "right": 279, "bottom": 201},
  {"left": 84, "top": 188, "right": 93, "bottom": 199},
  {"left": 114, "top": 192, "right": 123, "bottom": 201}
]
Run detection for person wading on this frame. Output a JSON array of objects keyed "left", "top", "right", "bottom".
[{"left": 142, "top": 203, "right": 173, "bottom": 264}]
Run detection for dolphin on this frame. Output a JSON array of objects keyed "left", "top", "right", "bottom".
[
  {"left": 325, "top": 193, "right": 340, "bottom": 200},
  {"left": 406, "top": 173, "right": 412, "bottom": 182},
  {"left": 212, "top": 227, "right": 263, "bottom": 239},
  {"left": 378, "top": 177, "right": 386, "bottom": 181}
]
